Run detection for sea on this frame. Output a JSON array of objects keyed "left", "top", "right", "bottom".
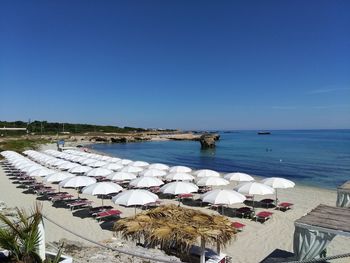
[{"left": 90, "top": 130, "right": 350, "bottom": 189}]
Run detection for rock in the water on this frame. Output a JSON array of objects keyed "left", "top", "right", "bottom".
[
  {"left": 199, "top": 134, "right": 219, "bottom": 148},
  {"left": 110, "top": 137, "right": 128, "bottom": 143}
]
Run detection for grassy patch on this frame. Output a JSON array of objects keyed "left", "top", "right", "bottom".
[{"left": 0, "top": 138, "right": 50, "bottom": 154}]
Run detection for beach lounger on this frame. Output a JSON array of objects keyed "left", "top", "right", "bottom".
[
  {"left": 14, "top": 174, "right": 26, "bottom": 178},
  {"left": 17, "top": 176, "right": 35, "bottom": 182},
  {"left": 95, "top": 176, "right": 109, "bottom": 182},
  {"left": 254, "top": 211, "right": 273, "bottom": 223},
  {"left": 209, "top": 204, "right": 227, "bottom": 211},
  {"left": 198, "top": 186, "right": 212, "bottom": 193},
  {"left": 149, "top": 186, "right": 160, "bottom": 193},
  {"left": 31, "top": 185, "right": 51, "bottom": 192},
  {"left": 27, "top": 183, "right": 46, "bottom": 189},
  {"left": 260, "top": 198, "right": 275, "bottom": 208},
  {"left": 143, "top": 200, "right": 161, "bottom": 209},
  {"left": 45, "top": 191, "right": 68, "bottom": 198},
  {"left": 19, "top": 180, "right": 37, "bottom": 186},
  {"left": 245, "top": 195, "right": 254, "bottom": 200},
  {"left": 16, "top": 175, "right": 35, "bottom": 180},
  {"left": 234, "top": 207, "right": 253, "bottom": 218},
  {"left": 8, "top": 172, "right": 23, "bottom": 176},
  {"left": 231, "top": 222, "right": 246, "bottom": 232},
  {"left": 68, "top": 200, "right": 93, "bottom": 210},
  {"left": 35, "top": 188, "right": 55, "bottom": 195},
  {"left": 51, "top": 194, "right": 74, "bottom": 203},
  {"left": 276, "top": 202, "right": 293, "bottom": 211},
  {"left": 178, "top": 193, "right": 194, "bottom": 200},
  {"left": 95, "top": 209, "right": 122, "bottom": 221},
  {"left": 116, "top": 181, "right": 130, "bottom": 188},
  {"left": 89, "top": 206, "right": 114, "bottom": 216}
]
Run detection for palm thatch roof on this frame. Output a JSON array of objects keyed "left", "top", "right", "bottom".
[{"left": 114, "top": 204, "right": 236, "bottom": 253}]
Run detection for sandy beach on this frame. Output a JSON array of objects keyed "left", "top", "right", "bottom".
[{"left": 1, "top": 145, "right": 349, "bottom": 263}]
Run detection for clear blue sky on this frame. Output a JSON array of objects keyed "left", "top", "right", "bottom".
[{"left": 1, "top": 1, "right": 349, "bottom": 130}]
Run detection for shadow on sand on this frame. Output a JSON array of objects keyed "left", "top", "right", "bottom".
[
  {"left": 72, "top": 208, "right": 91, "bottom": 219},
  {"left": 260, "top": 249, "right": 295, "bottom": 263},
  {"left": 36, "top": 196, "right": 49, "bottom": 201},
  {"left": 181, "top": 198, "right": 204, "bottom": 207},
  {"left": 99, "top": 220, "right": 118, "bottom": 231}
]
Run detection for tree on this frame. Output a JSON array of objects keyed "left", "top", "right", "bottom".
[{"left": 0, "top": 204, "right": 43, "bottom": 263}]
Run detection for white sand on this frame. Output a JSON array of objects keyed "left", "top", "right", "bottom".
[{"left": 1, "top": 147, "right": 349, "bottom": 263}]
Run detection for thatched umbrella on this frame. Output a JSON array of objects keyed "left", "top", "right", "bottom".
[{"left": 114, "top": 204, "right": 236, "bottom": 263}]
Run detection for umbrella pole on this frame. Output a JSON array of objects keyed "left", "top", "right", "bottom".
[
  {"left": 252, "top": 196, "right": 255, "bottom": 212},
  {"left": 134, "top": 206, "right": 137, "bottom": 217},
  {"left": 275, "top": 189, "right": 278, "bottom": 206},
  {"left": 102, "top": 196, "right": 104, "bottom": 206},
  {"left": 200, "top": 237, "right": 206, "bottom": 263}
]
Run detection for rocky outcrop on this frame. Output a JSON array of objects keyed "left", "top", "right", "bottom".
[
  {"left": 212, "top": 134, "right": 220, "bottom": 141},
  {"left": 89, "top": 136, "right": 108, "bottom": 142},
  {"left": 110, "top": 136, "right": 151, "bottom": 143},
  {"left": 11, "top": 132, "right": 210, "bottom": 145},
  {"left": 110, "top": 137, "right": 128, "bottom": 143},
  {"left": 199, "top": 134, "right": 220, "bottom": 149}
]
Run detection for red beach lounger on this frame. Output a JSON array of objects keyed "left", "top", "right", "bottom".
[
  {"left": 255, "top": 211, "right": 273, "bottom": 223},
  {"left": 95, "top": 209, "right": 122, "bottom": 221},
  {"left": 178, "top": 193, "right": 193, "bottom": 199},
  {"left": 277, "top": 202, "right": 294, "bottom": 211},
  {"left": 89, "top": 206, "right": 114, "bottom": 216},
  {"left": 231, "top": 222, "right": 246, "bottom": 231}
]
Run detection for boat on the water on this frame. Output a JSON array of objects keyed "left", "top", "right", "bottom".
[{"left": 258, "top": 131, "right": 271, "bottom": 135}]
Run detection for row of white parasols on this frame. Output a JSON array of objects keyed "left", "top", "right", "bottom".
[{"left": 2, "top": 150, "right": 295, "bottom": 213}]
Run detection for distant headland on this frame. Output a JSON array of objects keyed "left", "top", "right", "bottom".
[{"left": 0, "top": 120, "right": 219, "bottom": 152}]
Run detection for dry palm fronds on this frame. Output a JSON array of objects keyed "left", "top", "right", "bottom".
[{"left": 114, "top": 204, "right": 236, "bottom": 254}]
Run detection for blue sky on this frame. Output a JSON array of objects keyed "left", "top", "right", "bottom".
[{"left": 1, "top": 1, "right": 349, "bottom": 130}]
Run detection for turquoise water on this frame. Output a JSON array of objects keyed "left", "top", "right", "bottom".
[{"left": 90, "top": 130, "right": 350, "bottom": 189}]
